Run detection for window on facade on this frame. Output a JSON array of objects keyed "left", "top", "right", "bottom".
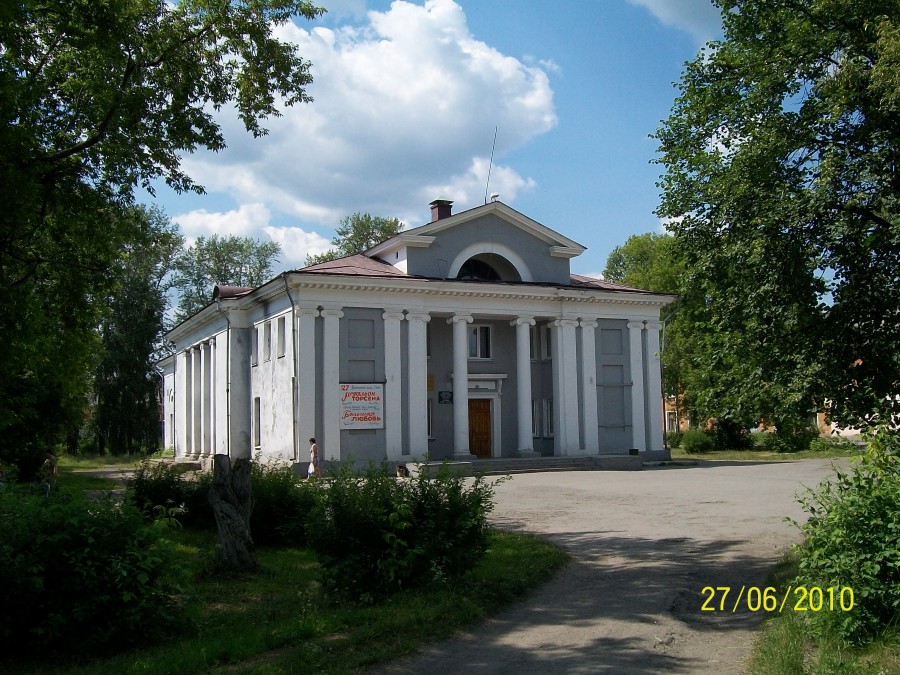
[
  {"left": 529, "top": 324, "right": 537, "bottom": 360},
  {"left": 426, "top": 322, "right": 431, "bottom": 358},
  {"left": 253, "top": 397, "right": 261, "bottom": 448},
  {"left": 263, "top": 321, "right": 272, "bottom": 361},
  {"left": 531, "top": 399, "right": 540, "bottom": 437},
  {"left": 427, "top": 398, "right": 434, "bottom": 439},
  {"left": 542, "top": 398, "right": 554, "bottom": 437},
  {"left": 277, "top": 316, "right": 286, "bottom": 358},
  {"left": 251, "top": 327, "right": 259, "bottom": 366},
  {"left": 541, "top": 324, "right": 552, "bottom": 360},
  {"left": 468, "top": 325, "right": 491, "bottom": 359},
  {"left": 457, "top": 258, "right": 501, "bottom": 281}
]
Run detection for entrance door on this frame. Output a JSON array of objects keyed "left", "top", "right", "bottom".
[{"left": 468, "top": 398, "right": 492, "bottom": 458}]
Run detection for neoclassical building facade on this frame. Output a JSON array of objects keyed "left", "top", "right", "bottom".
[{"left": 161, "top": 200, "right": 674, "bottom": 466}]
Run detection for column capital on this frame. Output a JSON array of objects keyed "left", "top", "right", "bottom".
[
  {"left": 627, "top": 320, "right": 646, "bottom": 330},
  {"left": 552, "top": 318, "right": 579, "bottom": 329},
  {"left": 321, "top": 307, "right": 344, "bottom": 319},
  {"left": 447, "top": 314, "right": 473, "bottom": 325},
  {"left": 383, "top": 310, "right": 405, "bottom": 321},
  {"left": 295, "top": 306, "right": 319, "bottom": 318},
  {"left": 406, "top": 310, "right": 431, "bottom": 323},
  {"left": 510, "top": 316, "right": 536, "bottom": 327},
  {"left": 579, "top": 318, "right": 599, "bottom": 329},
  {"left": 645, "top": 320, "right": 662, "bottom": 331}
]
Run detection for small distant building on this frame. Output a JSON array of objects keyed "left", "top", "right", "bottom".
[{"left": 160, "top": 200, "right": 675, "bottom": 466}]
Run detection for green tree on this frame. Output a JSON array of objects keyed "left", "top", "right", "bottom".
[
  {"left": 306, "top": 213, "right": 403, "bottom": 266},
  {"left": 92, "top": 206, "right": 183, "bottom": 455},
  {"left": 603, "top": 233, "right": 697, "bottom": 418},
  {"left": 0, "top": 0, "right": 321, "bottom": 466},
  {"left": 172, "top": 234, "right": 282, "bottom": 320},
  {"left": 603, "top": 232, "right": 683, "bottom": 294},
  {"left": 655, "top": 0, "right": 900, "bottom": 430}
]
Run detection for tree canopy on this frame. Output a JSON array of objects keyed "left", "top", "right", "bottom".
[
  {"left": 173, "top": 235, "right": 282, "bottom": 320},
  {"left": 306, "top": 213, "right": 403, "bottom": 266},
  {"left": 0, "top": 0, "right": 322, "bottom": 465},
  {"left": 93, "top": 206, "right": 183, "bottom": 455},
  {"left": 655, "top": 0, "right": 900, "bottom": 429}
]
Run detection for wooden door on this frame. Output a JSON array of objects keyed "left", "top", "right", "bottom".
[{"left": 468, "top": 398, "right": 492, "bottom": 458}]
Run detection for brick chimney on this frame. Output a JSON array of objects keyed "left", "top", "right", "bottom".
[{"left": 429, "top": 198, "right": 453, "bottom": 222}]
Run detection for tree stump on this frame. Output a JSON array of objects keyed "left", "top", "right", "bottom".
[{"left": 209, "top": 454, "right": 259, "bottom": 572}]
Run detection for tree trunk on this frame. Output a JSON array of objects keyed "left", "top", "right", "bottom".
[{"left": 209, "top": 454, "right": 259, "bottom": 572}]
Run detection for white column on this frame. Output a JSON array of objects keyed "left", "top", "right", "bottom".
[
  {"left": 512, "top": 316, "right": 537, "bottom": 457},
  {"left": 406, "top": 311, "right": 431, "bottom": 459},
  {"left": 321, "top": 308, "right": 343, "bottom": 462},
  {"left": 580, "top": 318, "right": 599, "bottom": 454},
  {"left": 192, "top": 345, "right": 202, "bottom": 458},
  {"left": 297, "top": 306, "right": 319, "bottom": 459},
  {"left": 383, "top": 310, "right": 404, "bottom": 461},
  {"left": 552, "top": 319, "right": 580, "bottom": 455},
  {"left": 177, "top": 350, "right": 190, "bottom": 458},
  {"left": 201, "top": 341, "right": 212, "bottom": 457},
  {"left": 628, "top": 321, "right": 647, "bottom": 452},
  {"left": 449, "top": 314, "right": 473, "bottom": 457},
  {"left": 645, "top": 320, "right": 664, "bottom": 453}
]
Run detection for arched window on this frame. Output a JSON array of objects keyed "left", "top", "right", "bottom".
[{"left": 455, "top": 253, "right": 522, "bottom": 282}]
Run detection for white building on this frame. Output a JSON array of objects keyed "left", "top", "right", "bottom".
[{"left": 160, "top": 200, "right": 674, "bottom": 467}]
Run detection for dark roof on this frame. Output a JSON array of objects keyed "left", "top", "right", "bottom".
[
  {"left": 298, "top": 254, "right": 407, "bottom": 277},
  {"left": 568, "top": 274, "right": 656, "bottom": 294},
  {"left": 296, "top": 257, "right": 660, "bottom": 294},
  {"left": 213, "top": 285, "right": 254, "bottom": 300}
]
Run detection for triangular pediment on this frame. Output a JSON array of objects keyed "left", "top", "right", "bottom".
[{"left": 366, "top": 201, "right": 586, "bottom": 259}]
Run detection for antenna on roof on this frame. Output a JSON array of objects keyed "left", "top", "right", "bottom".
[{"left": 484, "top": 125, "right": 498, "bottom": 204}]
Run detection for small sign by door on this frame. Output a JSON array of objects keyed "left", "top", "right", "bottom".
[{"left": 438, "top": 391, "right": 453, "bottom": 404}]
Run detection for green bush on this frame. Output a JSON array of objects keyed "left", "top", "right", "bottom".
[
  {"left": 807, "top": 434, "right": 861, "bottom": 454},
  {"left": 681, "top": 429, "right": 714, "bottom": 454},
  {"left": 792, "top": 428, "right": 900, "bottom": 645},
  {"left": 709, "top": 418, "right": 752, "bottom": 450},
  {"left": 0, "top": 490, "right": 184, "bottom": 656},
  {"left": 307, "top": 462, "right": 496, "bottom": 602},
  {"left": 762, "top": 425, "right": 819, "bottom": 453},
  {"left": 249, "top": 460, "right": 319, "bottom": 547},
  {"left": 665, "top": 431, "right": 683, "bottom": 449},
  {"left": 129, "top": 460, "right": 213, "bottom": 528}
]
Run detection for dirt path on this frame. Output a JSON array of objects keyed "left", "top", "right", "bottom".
[{"left": 379, "top": 458, "right": 844, "bottom": 674}]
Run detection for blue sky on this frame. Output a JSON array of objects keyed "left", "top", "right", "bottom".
[{"left": 143, "top": 0, "right": 723, "bottom": 277}]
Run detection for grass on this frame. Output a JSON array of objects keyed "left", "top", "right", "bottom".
[
  {"left": 58, "top": 454, "right": 144, "bottom": 470},
  {"left": 747, "top": 554, "right": 900, "bottom": 675},
  {"left": 670, "top": 445, "right": 861, "bottom": 462},
  {"left": 21, "top": 527, "right": 568, "bottom": 675},
  {"left": 55, "top": 468, "right": 119, "bottom": 491}
]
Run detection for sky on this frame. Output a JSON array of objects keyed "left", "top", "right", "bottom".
[{"left": 143, "top": 0, "right": 724, "bottom": 278}]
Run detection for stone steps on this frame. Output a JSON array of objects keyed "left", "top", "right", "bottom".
[{"left": 406, "top": 454, "right": 642, "bottom": 477}]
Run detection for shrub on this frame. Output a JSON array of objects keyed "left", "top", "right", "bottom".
[
  {"left": 807, "top": 435, "right": 861, "bottom": 454},
  {"left": 249, "top": 460, "right": 319, "bottom": 547},
  {"left": 792, "top": 428, "right": 900, "bottom": 644},
  {"left": 0, "top": 490, "right": 184, "bottom": 656},
  {"left": 762, "top": 425, "right": 819, "bottom": 453},
  {"left": 681, "top": 429, "right": 714, "bottom": 454},
  {"left": 307, "top": 462, "right": 496, "bottom": 602},
  {"left": 709, "top": 418, "right": 752, "bottom": 450},
  {"left": 128, "top": 460, "right": 213, "bottom": 528},
  {"left": 665, "top": 431, "right": 683, "bottom": 449}
]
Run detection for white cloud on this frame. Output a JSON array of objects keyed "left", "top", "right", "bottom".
[
  {"left": 170, "top": 203, "right": 333, "bottom": 270},
  {"left": 172, "top": 203, "right": 272, "bottom": 238},
  {"left": 263, "top": 226, "right": 332, "bottom": 270},
  {"left": 182, "top": 0, "right": 557, "bottom": 242},
  {"left": 627, "top": 0, "right": 723, "bottom": 43}
]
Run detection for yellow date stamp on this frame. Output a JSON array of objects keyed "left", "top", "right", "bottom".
[{"left": 700, "top": 586, "right": 854, "bottom": 613}]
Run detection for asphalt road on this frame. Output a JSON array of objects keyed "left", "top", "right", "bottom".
[{"left": 379, "top": 458, "right": 846, "bottom": 674}]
